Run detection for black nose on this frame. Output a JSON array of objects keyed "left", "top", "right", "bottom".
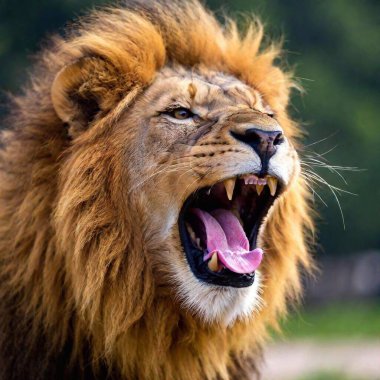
[{"left": 231, "top": 128, "right": 284, "bottom": 164}]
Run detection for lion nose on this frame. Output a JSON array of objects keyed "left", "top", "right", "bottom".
[{"left": 231, "top": 127, "right": 284, "bottom": 164}]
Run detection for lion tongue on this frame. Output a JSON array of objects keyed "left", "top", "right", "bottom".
[{"left": 190, "top": 208, "right": 263, "bottom": 274}]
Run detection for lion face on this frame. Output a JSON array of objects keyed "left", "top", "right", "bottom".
[{"left": 119, "top": 66, "right": 300, "bottom": 324}]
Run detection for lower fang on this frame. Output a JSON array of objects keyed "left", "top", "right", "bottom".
[
  {"left": 186, "top": 223, "right": 198, "bottom": 246},
  {"left": 208, "top": 252, "right": 219, "bottom": 272}
]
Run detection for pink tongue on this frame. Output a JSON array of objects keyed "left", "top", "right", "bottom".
[{"left": 190, "top": 208, "right": 263, "bottom": 274}]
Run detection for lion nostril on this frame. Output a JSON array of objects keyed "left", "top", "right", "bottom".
[
  {"left": 273, "top": 132, "right": 284, "bottom": 146},
  {"left": 248, "top": 131, "right": 262, "bottom": 145}
]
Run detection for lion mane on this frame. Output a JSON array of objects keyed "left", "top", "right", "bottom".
[{"left": 0, "top": 1, "right": 313, "bottom": 379}]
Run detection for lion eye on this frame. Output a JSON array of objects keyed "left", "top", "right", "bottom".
[{"left": 167, "top": 108, "right": 194, "bottom": 120}]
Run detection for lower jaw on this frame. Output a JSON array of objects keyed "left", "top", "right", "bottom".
[{"left": 175, "top": 267, "right": 262, "bottom": 326}]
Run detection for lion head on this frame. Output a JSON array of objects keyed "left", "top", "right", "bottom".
[{"left": 0, "top": 1, "right": 313, "bottom": 379}]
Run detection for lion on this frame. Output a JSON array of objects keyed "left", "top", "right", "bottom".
[{"left": 0, "top": 1, "right": 314, "bottom": 379}]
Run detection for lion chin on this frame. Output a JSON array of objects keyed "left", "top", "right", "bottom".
[{"left": 0, "top": 1, "right": 314, "bottom": 380}]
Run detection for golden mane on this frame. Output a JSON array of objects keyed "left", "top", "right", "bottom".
[{"left": 0, "top": 1, "right": 314, "bottom": 379}]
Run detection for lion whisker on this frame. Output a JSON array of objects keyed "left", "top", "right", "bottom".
[
  {"left": 303, "top": 178, "right": 328, "bottom": 207},
  {"left": 302, "top": 167, "right": 359, "bottom": 229},
  {"left": 128, "top": 163, "right": 191, "bottom": 193},
  {"left": 177, "top": 167, "right": 209, "bottom": 201},
  {"left": 303, "top": 131, "right": 340, "bottom": 148}
]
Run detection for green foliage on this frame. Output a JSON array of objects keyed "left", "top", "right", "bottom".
[
  {"left": 0, "top": 0, "right": 113, "bottom": 94},
  {"left": 296, "top": 371, "right": 366, "bottom": 380},
  {"left": 1, "top": 0, "right": 379, "bottom": 255},
  {"left": 279, "top": 302, "right": 380, "bottom": 339}
]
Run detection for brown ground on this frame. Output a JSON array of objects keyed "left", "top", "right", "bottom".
[{"left": 262, "top": 339, "right": 380, "bottom": 380}]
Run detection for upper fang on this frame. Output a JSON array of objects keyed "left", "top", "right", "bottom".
[
  {"left": 256, "top": 184, "right": 264, "bottom": 195},
  {"left": 267, "top": 176, "right": 278, "bottom": 196},
  {"left": 224, "top": 178, "right": 236, "bottom": 201}
]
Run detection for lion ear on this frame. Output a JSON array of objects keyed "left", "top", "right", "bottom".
[{"left": 51, "top": 57, "right": 123, "bottom": 137}]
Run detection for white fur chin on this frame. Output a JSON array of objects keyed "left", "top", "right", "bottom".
[{"left": 174, "top": 265, "right": 263, "bottom": 326}]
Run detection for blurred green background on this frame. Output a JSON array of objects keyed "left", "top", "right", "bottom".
[{"left": 1, "top": 1, "right": 379, "bottom": 379}]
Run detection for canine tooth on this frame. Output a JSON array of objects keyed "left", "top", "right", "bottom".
[
  {"left": 267, "top": 177, "right": 278, "bottom": 196},
  {"left": 208, "top": 253, "right": 219, "bottom": 272},
  {"left": 224, "top": 178, "right": 236, "bottom": 201},
  {"left": 206, "top": 188, "right": 211, "bottom": 195},
  {"left": 186, "top": 223, "right": 198, "bottom": 245},
  {"left": 256, "top": 184, "right": 264, "bottom": 195}
]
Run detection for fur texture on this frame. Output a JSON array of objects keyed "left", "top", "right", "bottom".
[{"left": 0, "top": 1, "right": 314, "bottom": 379}]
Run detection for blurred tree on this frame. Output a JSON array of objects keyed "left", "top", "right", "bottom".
[{"left": 0, "top": 0, "right": 379, "bottom": 256}]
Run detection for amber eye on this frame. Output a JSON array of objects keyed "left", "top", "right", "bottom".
[{"left": 167, "top": 108, "right": 194, "bottom": 120}]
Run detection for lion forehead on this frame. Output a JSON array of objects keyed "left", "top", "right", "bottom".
[{"left": 143, "top": 67, "right": 267, "bottom": 116}]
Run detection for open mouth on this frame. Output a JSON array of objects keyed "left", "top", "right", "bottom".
[{"left": 178, "top": 174, "right": 282, "bottom": 288}]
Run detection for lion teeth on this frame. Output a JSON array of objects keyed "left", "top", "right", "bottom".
[
  {"left": 243, "top": 174, "right": 258, "bottom": 185},
  {"left": 267, "top": 176, "right": 278, "bottom": 196},
  {"left": 208, "top": 252, "right": 219, "bottom": 272},
  {"left": 186, "top": 222, "right": 199, "bottom": 247},
  {"left": 256, "top": 184, "right": 264, "bottom": 195},
  {"left": 224, "top": 178, "right": 236, "bottom": 201}
]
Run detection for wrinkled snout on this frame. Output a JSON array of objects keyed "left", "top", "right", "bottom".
[{"left": 231, "top": 128, "right": 284, "bottom": 169}]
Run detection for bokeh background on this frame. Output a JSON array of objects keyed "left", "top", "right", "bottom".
[{"left": 1, "top": 0, "right": 379, "bottom": 379}]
